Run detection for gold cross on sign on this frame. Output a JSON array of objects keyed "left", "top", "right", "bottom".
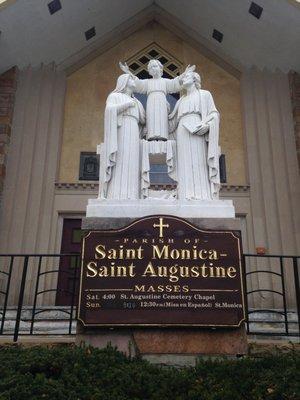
[{"left": 153, "top": 217, "right": 169, "bottom": 238}]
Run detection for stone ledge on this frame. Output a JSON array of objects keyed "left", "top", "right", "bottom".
[
  {"left": 86, "top": 198, "right": 236, "bottom": 219},
  {"left": 55, "top": 182, "right": 250, "bottom": 195}
]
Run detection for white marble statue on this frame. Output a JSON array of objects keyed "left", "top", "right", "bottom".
[
  {"left": 169, "top": 70, "right": 220, "bottom": 200},
  {"left": 99, "top": 74, "right": 145, "bottom": 199},
  {"left": 87, "top": 63, "right": 234, "bottom": 219},
  {"left": 120, "top": 60, "right": 194, "bottom": 141}
]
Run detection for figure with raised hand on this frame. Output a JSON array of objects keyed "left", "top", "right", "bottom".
[{"left": 120, "top": 60, "right": 194, "bottom": 140}]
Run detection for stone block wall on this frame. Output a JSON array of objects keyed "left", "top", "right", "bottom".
[
  {"left": 289, "top": 71, "right": 300, "bottom": 171},
  {"left": 0, "top": 67, "right": 18, "bottom": 201}
]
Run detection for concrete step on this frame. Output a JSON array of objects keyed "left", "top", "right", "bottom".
[
  {"left": 0, "top": 307, "right": 299, "bottom": 337},
  {"left": 0, "top": 307, "right": 77, "bottom": 334}
]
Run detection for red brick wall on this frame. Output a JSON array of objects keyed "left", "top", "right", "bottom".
[
  {"left": 0, "top": 67, "right": 18, "bottom": 196},
  {"left": 289, "top": 71, "right": 300, "bottom": 170}
]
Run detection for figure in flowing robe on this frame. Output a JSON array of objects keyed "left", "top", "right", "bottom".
[
  {"left": 169, "top": 71, "right": 220, "bottom": 200},
  {"left": 120, "top": 60, "right": 194, "bottom": 141},
  {"left": 99, "top": 74, "right": 145, "bottom": 199}
]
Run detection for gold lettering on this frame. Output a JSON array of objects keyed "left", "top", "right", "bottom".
[
  {"left": 99, "top": 265, "right": 109, "bottom": 277},
  {"left": 107, "top": 248, "right": 117, "bottom": 259},
  {"left": 180, "top": 250, "right": 191, "bottom": 259},
  {"left": 152, "top": 245, "right": 168, "bottom": 259},
  {"left": 169, "top": 265, "right": 179, "bottom": 282},
  {"left": 157, "top": 266, "right": 168, "bottom": 278},
  {"left": 143, "top": 262, "right": 157, "bottom": 277},
  {"left": 134, "top": 285, "right": 145, "bottom": 292},
  {"left": 179, "top": 266, "right": 190, "bottom": 277},
  {"left": 86, "top": 261, "right": 97, "bottom": 277},
  {"left": 227, "top": 266, "right": 237, "bottom": 278},
  {"left": 209, "top": 250, "right": 218, "bottom": 260},
  {"left": 116, "top": 266, "right": 127, "bottom": 277},
  {"left": 128, "top": 262, "right": 136, "bottom": 277},
  {"left": 170, "top": 248, "right": 180, "bottom": 259},
  {"left": 200, "top": 263, "right": 209, "bottom": 277},
  {"left": 191, "top": 266, "right": 200, "bottom": 277},
  {"left": 136, "top": 246, "right": 144, "bottom": 259},
  {"left": 199, "top": 249, "right": 208, "bottom": 259},
  {"left": 215, "top": 266, "right": 226, "bottom": 277},
  {"left": 95, "top": 245, "right": 106, "bottom": 259}
]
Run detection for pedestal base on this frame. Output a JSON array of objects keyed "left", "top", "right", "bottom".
[
  {"left": 76, "top": 326, "right": 247, "bottom": 358},
  {"left": 86, "top": 198, "right": 235, "bottom": 218}
]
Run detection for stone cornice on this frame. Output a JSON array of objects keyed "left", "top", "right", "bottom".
[{"left": 55, "top": 182, "right": 250, "bottom": 195}]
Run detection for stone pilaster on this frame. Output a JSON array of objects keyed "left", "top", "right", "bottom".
[
  {"left": 289, "top": 71, "right": 300, "bottom": 171},
  {"left": 0, "top": 67, "right": 18, "bottom": 201}
]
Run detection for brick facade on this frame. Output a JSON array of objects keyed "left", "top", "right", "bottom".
[
  {"left": 0, "top": 67, "right": 17, "bottom": 198},
  {"left": 289, "top": 71, "right": 300, "bottom": 170}
]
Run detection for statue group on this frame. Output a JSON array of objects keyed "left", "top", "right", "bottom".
[{"left": 98, "top": 59, "right": 221, "bottom": 202}]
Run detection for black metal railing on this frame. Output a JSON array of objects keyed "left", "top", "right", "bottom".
[
  {"left": 243, "top": 254, "right": 300, "bottom": 337},
  {"left": 0, "top": 253, "right": 299, "bottom": 341},
  {"left": 0, "top": 254, "right": 80, "bottom": 342}
]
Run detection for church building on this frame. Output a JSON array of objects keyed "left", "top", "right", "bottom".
[{"left": 0, "top": 0, "right": 299, "bottom": 338}]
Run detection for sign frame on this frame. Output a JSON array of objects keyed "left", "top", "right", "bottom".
[{"left": 77, "top": 215, "right": 246, "bottom": 328}]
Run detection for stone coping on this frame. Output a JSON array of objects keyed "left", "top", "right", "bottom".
[{"left": 55, "top": 182, "right": 250, "bottom": 194}]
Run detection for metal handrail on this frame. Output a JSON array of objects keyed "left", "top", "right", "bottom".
[{"left": 0, "top": 253, "right": 298, "bottom": 341}]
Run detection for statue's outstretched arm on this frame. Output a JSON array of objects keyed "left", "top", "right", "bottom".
[
  {"left": 119, "top": 61, "right": 147, "bottom": 94},
  {"left": 119, "top": 62, "right": 135, "bottom": 78},
  {"left": 166, "top": 65, "right": 195, "bottom": 93}
]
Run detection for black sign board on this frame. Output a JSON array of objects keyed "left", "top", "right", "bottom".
[{"left": 78, "top": 215, "right": 245, "bottom": 327}]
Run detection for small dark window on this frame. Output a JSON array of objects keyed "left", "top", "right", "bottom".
[
  {"left": 139, "top": 56, "right": 149, "bottom": 65},
  {"left": 167, "top": 63, "right": 177, "bottom": 72},
  {"left": 159, "top": 56, "right": 168, "bottom": 65},
  {"left": 48, "top": 0, "right": 61, "bottom": 15},
  {"left": 249, "top": 2, "right": 263, "bottom": 19},
  {"left": 129, "top": 62, "right": 140, "bottom": 71},
  {"left": 85, "top": 27, "right": 96, "bottom": 41},
  {"left": 219, "top": 154, "right": 227, "bottom": 183},
  {"left": 79, "top": 152, "right": 99, "bottom": 181},
  {"left": 148, "top": 49, "right": 159, "bottom": 57},
  {"left": 212, "top": 29, "right": 223, "bottom": 43}
]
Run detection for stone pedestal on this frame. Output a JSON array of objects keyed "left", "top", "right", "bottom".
[
  {"left": 77, "top": 216, "right": 248, "bottom": 359},
  {"left": 86, "top": 199, "right": 235, "bottom": 219}
]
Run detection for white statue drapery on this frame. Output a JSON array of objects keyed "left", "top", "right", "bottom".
[
  {"left": 99, "top": 74, "right": 145, "bottom": 199},
  {"left": 135, "top": 77, "right": 181, "bottom": 140},
  {"left": 169, "top": 88, "right": 220, "bottom": 200}
]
